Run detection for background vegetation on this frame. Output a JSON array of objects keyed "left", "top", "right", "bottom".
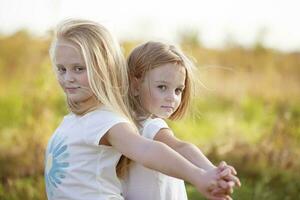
[{"left": 0, "top": 30, "right": 299, "bottom": 199}]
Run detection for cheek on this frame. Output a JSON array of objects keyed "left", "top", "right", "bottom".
[
  {"left": 79, "top": 73, "right": 90, "bottom": 87},
  {"left": 152, "top": 91, "right": 162, "bottom": 102},
  {"left": 139, "top": 89, "right": 156, "bottom": 109},
  {"left": 175, "top": 95, "right": 182, "bottom": 106},
  {"left": 57, "top": 75, "right": 65, "bottom": 87},
  {"left": 177, "top": 94, "right": 182, "bottom": 102},
  {"left": 140, "top": 90, "right": 150, "bottom": 105},
  {"left": 147, "top": 90, "right": 163, "bottom": 106}
]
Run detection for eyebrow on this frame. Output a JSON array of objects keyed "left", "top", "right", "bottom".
[
  {"left": 155, "top": 80, "right": 185, "bottom": 87},
  {"left": 72, "top": 63, "right": 85, "bottom": 66},
  {"left": 155, "top": 80, "right": 169, "bottom": 83},
  {"left": 55, "top": 63, "right": 85, "bottom": 66}
]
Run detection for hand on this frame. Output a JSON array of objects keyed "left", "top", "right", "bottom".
[
  {"left": 193, "top": 167, "right": 233, "bottom": 200},
  {"left": 217, "top": 161, "right": 241, "bottom": 188},
  {"left": 209, "top": 161, "right": 241, "bottom": 197}
]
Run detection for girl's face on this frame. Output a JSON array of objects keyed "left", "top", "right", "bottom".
[
  {"left": 137, "top": 63, "right": 186, "bottom": 119},
  {"left": 54, "top": 39, "right": 94, "bottom": 104}
]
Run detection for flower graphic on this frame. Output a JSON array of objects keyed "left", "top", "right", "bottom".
[{"left": 45, "top": 133, "right": 69, "bottom": 197}]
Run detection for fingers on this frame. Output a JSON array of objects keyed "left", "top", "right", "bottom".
[
  {"left": 208, "top": 180, "right": 232, "bottom": 195},
  {"left": 208, "top": 180, "right": 234, "bottom": 200},
  {"left": 227, "top": 165, "right": 237, "bottom": 175},
  {"left": 218, "top": 179, "right": 234, "bottom": 195},
  {"left": 217, "top": 161, "right": 227, "bottom": 172},
  {"left": 211, "top": 187, "right": 232, "bottom": 198},
  {"left": 211, "top": 179, "right": 236, "bottom": 196},
  {"left": 218, "top": 161, "right": 237, "bottom": 175},
  {"left": 219, "top": 168, "right": 231, "bottom": 178},
  {"left": 218, "top": 168, "right": 241, "bottom": 187},
  {"left": 210, "top": 182, "right": 233, "bottom": 196},
  {"left": 223, "top": 174, "right": 241, "bottom": 187},
  {"left": 219, "top": 161, "right": 227, "bottom": 167},
  {"left": 218, "top": 179, "right": 231, "bottom": 190},
  {"left": 207, "top": 193, "right": 233, "bottom": 200},
  {"left": 208, "top": 180, "right": 218, "bottom": 192},
  {"left": 226, "top": 196, "right": 233, "bottom": 200},
  {"left": 208, "top": 162, "right": 240, "bottom": 200},
  {"left": 208, "top": 195, "right": 231, "bottom": 200}
]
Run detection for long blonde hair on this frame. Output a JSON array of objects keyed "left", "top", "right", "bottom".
[
  {"left": 127, "top": 41, "right": 196, "bottom": 121},
  {"left": 49, "top": 19, "right": 135, "bottom": 176}
]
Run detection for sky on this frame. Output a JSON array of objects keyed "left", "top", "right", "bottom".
[{"left": 0, "top": 0, "right": 299, "bottom": 52}]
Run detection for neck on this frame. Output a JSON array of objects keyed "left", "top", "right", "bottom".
[{"left": 68, "top": 95, "right": 101, "bottom": 115}]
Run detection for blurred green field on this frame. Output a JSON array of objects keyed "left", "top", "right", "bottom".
[{"left": 0, "top": 31, "right": 299, "bottom": 199}]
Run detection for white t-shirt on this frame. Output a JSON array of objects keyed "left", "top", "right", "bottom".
[
  {"left": 45, "top": 107, "right": 129, "bottom": 200},
  {"left": 122, "top": 118, "right": 188, "bottom": 200}
]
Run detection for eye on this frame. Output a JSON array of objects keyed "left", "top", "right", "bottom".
[
  {"left": 56, "top": 66, "right": 66, "bottom": 73},
  {"left": 74, "top": 66, "right": 86, "bottom": 73},
  {"left": 157, "top": 85, "right": 167, "bottom": 91},
  {"left": 175, "top": 88, "right": 184, "bottom": 95}
]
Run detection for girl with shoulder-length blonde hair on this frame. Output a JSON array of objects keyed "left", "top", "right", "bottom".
[
  {"left": 123, "top": 41, "right": 241, "bottom": 200},
  {"left": 127, "top": 41, "right": 195, "bottom": 121}
]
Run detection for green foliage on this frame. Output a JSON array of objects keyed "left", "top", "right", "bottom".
[
  {"left": 187, "top": 172, "right": 300, "bottom": 200},
  {"left": 0, "top": 176, "right": 46, "bottom": 200},
  {"left": 0, "top": 30, "right": 299, "bottom": 199}
]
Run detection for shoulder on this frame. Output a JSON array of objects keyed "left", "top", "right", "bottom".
[
  {"left": 141, "top": 118, "right": 171, "bottom": 139},
  {"left": 85, "top": 107, "right": 129, "bottom": 126},
  {"left": 143, "top": 118, "right": 169, "bottom": 130},
  {"left": 81, "top": 107, "right": 131, "bottom": 146}
]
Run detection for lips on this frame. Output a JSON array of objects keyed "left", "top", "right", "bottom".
[
  {"left": 65, "top": 86, "right": 79, "bottom": 93},
  {"left": 161, "top": 106, "right": 174, "bottom": 111}
]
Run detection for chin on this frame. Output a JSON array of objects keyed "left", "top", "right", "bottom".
[
  {"left": 68, "top": 96, "right": 85, "bottom": 103},
  {"left": 156, "top": 114, "right": 171, "bottom": 119}
]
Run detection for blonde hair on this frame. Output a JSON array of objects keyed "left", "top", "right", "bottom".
[
  {"left": 127, "top": 41, "right": 196, "bottom": 121},
  {"left": 49, "top": 19, "right": 134, "bottom": 176}
]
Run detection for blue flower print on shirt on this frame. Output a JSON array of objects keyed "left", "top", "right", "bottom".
[{"left": 45, "top": 133, "right": 69, "bottom": 197}]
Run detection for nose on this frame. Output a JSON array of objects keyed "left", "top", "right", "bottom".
[
  {"left": 65, "top": 71, "right": 75, "bottom": 82},
  {"left": 165, "top": 91, "right": 176, "bottom": 102}
]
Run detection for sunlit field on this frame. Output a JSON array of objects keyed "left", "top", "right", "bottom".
[{"left": 0, "top": 31, "right": 299, "bottom": 199}]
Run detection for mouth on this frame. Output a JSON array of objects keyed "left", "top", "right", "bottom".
[
  {"left": 65, "top": 87, "right": 79, "bottom": 93},
  {"left": 161, "top": 106, "right": 174, "bottom": 111}
]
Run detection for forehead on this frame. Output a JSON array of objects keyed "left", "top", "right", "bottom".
[
  {"left": 147, "top": 63, "right": 186, "bottom": 81},
  {"left": 54, "top": 39, "right": 84, "bottom": 64}
]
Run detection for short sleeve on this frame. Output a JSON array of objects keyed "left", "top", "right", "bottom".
[
  {"left": 142, "top": 118, "right": 171, "bottom": 140},
  {"left": 84, "top": 109, "right": 130, "bottom": 146}
]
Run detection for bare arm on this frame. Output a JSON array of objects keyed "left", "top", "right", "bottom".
[
  {"left": 105, "top": 123, "right": 230, "bottom": 200},
  {"left": 105, "top": 123, "right": 201, "bottom": 182},
  {"left": 154, "top": 128, "right": 216, "bottom": 170},
  {"left": 154, "top": 128, "right": 241, "bottom": 190}
]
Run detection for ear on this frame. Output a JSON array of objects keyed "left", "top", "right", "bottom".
[{"left": 131, "top": 77, "right": 141, "bottom": 96}]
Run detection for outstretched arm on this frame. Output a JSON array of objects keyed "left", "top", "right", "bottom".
[
  {"left": 106, "top": 123, "right": 201, "bottom": 181},
  {"left": 154, "top": 128, "right": 215, "bottom": 170},
  {"left": 105, "top": 123, "right": 230, "bottom": 200},
  {"left": 154, "top": 128, "right": 241, "bottom": 189}
]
